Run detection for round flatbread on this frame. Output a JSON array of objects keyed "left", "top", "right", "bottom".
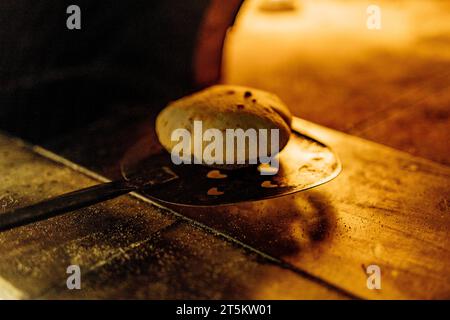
[{"left": 156, "top": 85, "right": 292, "bottom": 168}]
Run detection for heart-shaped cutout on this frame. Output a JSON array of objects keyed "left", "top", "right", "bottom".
[
  {"left": 261, "top": 180, "right": 279, "bottom": 188},
  {"left": 257, "top": 163, "right": 279, "bottom": 175},
  {"left": 206, "top": 170, "right": 228, "bottom": 179},
  {"left": 207, "top": 187, "right": 224, "bottom": 196}
]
